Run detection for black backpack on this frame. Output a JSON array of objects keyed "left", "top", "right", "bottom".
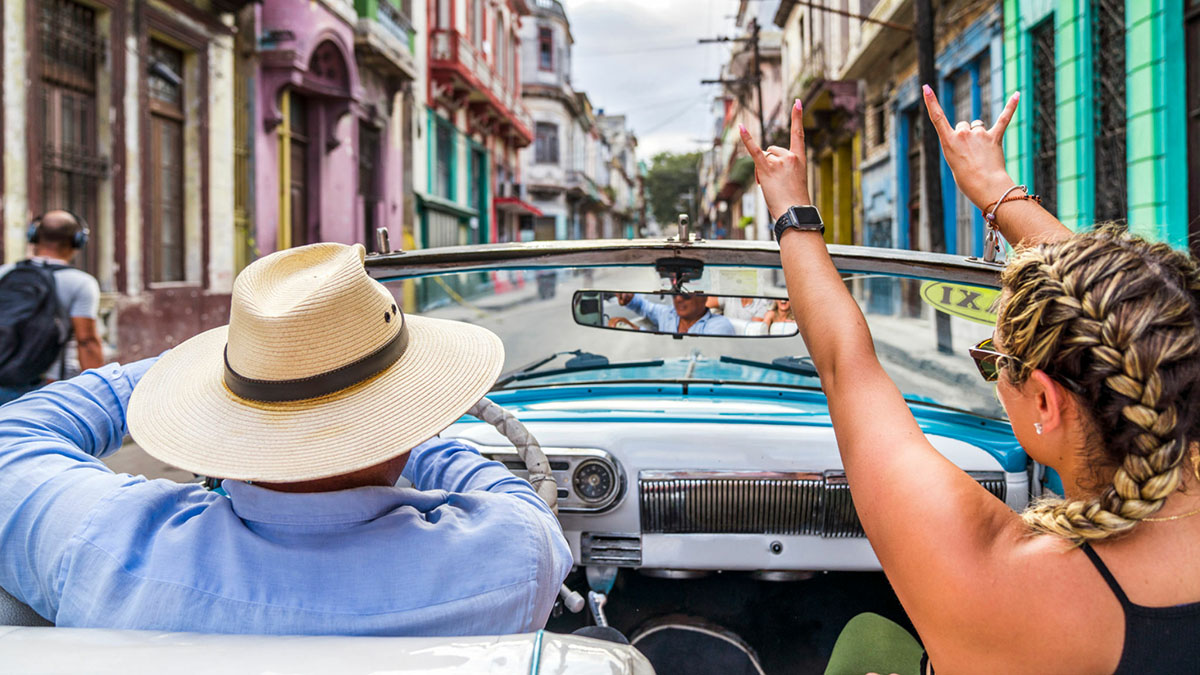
[{"left": 0, "top": 260, "right": 71, "bottom": 386}]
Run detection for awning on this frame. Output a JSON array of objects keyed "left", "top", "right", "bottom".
[{"left": 494, "top": 197, "right": 544, "bottom": 217}]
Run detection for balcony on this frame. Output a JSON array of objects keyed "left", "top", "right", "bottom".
[
  {"left": 430, "top": 29, "right": 534, "bottom": 146},
  {"left": 354, "top": 0, "right": 417, "bottom": 81}
]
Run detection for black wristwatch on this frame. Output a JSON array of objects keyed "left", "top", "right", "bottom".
[{"left": 773, "top": 205, "right": 824, "bottom": 241}]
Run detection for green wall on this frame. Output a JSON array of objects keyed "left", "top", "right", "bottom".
[{"left": 1003, "top": 0, "right": 1189, "bottom": 246}]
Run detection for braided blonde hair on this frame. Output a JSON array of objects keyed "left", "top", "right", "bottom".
[{"left": 998, "top": 226, "right": 1200, "bottom": 543}]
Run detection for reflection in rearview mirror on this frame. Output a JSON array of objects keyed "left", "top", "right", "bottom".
[{"left": 572, "top": 290, "right": 798, "bottom": 338}]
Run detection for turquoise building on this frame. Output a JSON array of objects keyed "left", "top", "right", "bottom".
[{"left": 1003, "top": 0, "right": 1197, "bottom": 248}]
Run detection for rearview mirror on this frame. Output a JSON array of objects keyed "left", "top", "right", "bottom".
[{"left": 572, "top": 290, "right": 798, "bottom": 338}]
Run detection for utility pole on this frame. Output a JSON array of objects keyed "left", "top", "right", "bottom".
[
  {"left": 751, "top": 18, "right": 766, "bottom": 144},
  {"left": 915, "top": 0, "right": 952, "bottom": 352},
  {"left": 699, "top": 20, "right": 766, "bottom": 142}
]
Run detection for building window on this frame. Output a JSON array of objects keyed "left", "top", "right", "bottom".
[
  {"left": 279, "top": 91, "right": 310, "bottom": 249},
  {"left": 870, "top": 103, "right": 886, "bottom": 148},
  {"left": 359, "top": 122, "right": 382, "bottom": 251},
  {"left": 38, "top": 0, "right": 105, "bottom": 276},
  {"left": 953, "top": 69, "right": 975, "bottom": 255},
  {"left": 906, "top": 109, "right": 922, "bottom": 237},
  {"left": 435, "top": 117, "right": 453, "bottom": 199},
  {"left": 1031, "top": 19, "right": 1058, "bottom": 216},
  {"left": 148, "top": 40, "right": 186, "bottom": 282},
  {"left": 977, "top": 54, "right": 992, "bottom": 125},
  {"left": 435, "top": 0, "right": 449, "bottom": 29},
  {"left": 535, "top": 122, "right": 559, "bottom": 164},
  {"left": 469, "top": 147, "right": 487, "bottom": 243},
  {"left": 470, "top": 0, "right": 483, "bottom": 48},
  {"left": 1188, "top": 0, "right": 1199, "bottom": 252},
  {"left": 538, "top": 27, "right": 553, "bottom": 71},
  {"left": 1091, "top": 0, "right": 1127, "bottom": 224}
]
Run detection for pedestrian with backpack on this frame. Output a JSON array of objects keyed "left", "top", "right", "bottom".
[{"left": 0, "top": 210, "right": 103, "bottom": 404}]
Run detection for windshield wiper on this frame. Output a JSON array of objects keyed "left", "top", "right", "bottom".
[
  {"left": 495, "top": 350, "right": 665, "bottom": 388},
  {"left": 718, "top": 355, "right": 819, "bottom": 378}
]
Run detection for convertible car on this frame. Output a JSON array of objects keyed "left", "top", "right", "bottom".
[{"left": 0, "top": 235, "right": 1046, "bottom": 674}]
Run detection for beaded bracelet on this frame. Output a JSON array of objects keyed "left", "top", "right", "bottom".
[{"left": 983, "top": 186, "right": 1043, "bottom": 223}]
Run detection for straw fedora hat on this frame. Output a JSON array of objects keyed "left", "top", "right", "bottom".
[{"left": 127, "top": 243, "right": 503, "bottom": 482}]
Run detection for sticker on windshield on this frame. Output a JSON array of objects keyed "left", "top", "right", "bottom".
[
  {"left": 919, "top": 281, "right": 1000, "bottom": 325},
  {"left": 713, "top": 269, "right": 761, "bottom": 295}
]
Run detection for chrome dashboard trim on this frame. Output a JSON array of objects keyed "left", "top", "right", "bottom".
[
  {"left": 480, "top": 447, "right": 625, "bottom": 513},
  {"left": 639, "top": 470, "right": 1007, "bottom": 539}
]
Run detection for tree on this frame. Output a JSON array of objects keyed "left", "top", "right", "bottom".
[{"left": 644, "top": 151, "right": 702, "bottom": 228}]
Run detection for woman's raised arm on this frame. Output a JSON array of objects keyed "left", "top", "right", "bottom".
[
  {"left": 738, "top": 102, "right": 1030, "bottom": 663},
  {"left": 921, "top": 86, "right": 1071, "bottom": 246}
]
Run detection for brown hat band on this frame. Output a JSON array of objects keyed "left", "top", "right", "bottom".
[{"left": 223, "top": 318, "right": 410, "bottom": 403}]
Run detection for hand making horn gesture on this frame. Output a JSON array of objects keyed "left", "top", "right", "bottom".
[
  {"left": 920, "top": 86, "right": 1021, "bottom": 211},
  {"left": 921, "top": 86, "right": 1070, "bottom": 245},
  {"left": 738, "top": 99, "right": 810, "bottom": 221}
]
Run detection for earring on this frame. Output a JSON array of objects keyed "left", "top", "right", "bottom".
[{"left": 1034, "top": 423, "right": 1043, "bottom": 435}]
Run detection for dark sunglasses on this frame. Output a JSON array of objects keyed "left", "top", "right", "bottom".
[{"left": 967, "top": 337, "right": 1022, "bottom": 382}]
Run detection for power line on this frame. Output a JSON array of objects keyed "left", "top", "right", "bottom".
[
  {"left": 572, "top": 42, "right": 724, "bottom": 59},
  {"left": 638, "top": 94, "right": 709, "bottom": 135}
]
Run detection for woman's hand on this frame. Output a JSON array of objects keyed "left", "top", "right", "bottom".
[
  {"left": 738, "top": 99, "right": 810, "bottom": 220},
  {"left": 921, "top": 86, "right": 1020, "bottom": 210},
  {"left": 923, "top": 86, "right": 1071, "bottom": 245}
]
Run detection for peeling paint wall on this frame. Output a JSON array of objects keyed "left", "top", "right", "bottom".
[{"left": 3, "top": 0, "right": 29, "bottom": 262}]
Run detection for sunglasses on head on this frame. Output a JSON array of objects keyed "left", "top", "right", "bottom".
[{"left": 967, "top": 337, "right": 1022, "bottom": 382}]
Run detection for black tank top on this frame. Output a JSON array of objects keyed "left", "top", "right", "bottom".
[{"left": 1081, "top": 543, "right": 1200, "bottom": 674}]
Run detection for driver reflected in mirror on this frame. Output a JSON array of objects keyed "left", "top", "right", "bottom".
[{"left": 615, "top": 292, "right": 736, "bottom": 336}]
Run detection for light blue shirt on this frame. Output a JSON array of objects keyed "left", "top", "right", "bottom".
[
  {"left": 0, "top": 359, "right": 573, "bottom": 635},
  {"left": 626, "top": 294, "right": 736, "bottom": 336}
]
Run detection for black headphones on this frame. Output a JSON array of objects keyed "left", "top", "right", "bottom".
[{"left": 26, "top": 210, "right": 90, "bottom": 249}]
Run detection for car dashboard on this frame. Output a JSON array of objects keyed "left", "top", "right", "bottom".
[{"left": 440, "top": 386, "right": 1025, "bottom": 574}]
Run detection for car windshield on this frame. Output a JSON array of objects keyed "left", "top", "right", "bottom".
[{"left": 388, "top": 264, "right": 1003, "bottom": 418}]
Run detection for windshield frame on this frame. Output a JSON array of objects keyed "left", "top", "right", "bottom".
[{"left": 364, "top": 239, "right": 1004, "bottom": 289}]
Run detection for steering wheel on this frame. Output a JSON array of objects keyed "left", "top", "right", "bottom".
[{"left": 467, "top": 397, "right": 557, "bottom": 513}]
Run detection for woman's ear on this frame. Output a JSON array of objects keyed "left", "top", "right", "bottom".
[{"left": 1026, "top": 370, "right": 1065, "bottom": 433}]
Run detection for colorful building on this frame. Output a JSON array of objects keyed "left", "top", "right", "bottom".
[
  {"left": 1003, "top": 0, "right": 1196, "bottom": 248},
  {"left": 835, "top": 0, "right": 1003, "bottom": 258},
  {"left": 774, "top": 0, "right": 862, "bottom": 246},
  {"left": 415, "top": 0, "right": 531, "bottom": 250},
  {"left": 701, "top": 1, "right": 783, "bottom": 242},
  {"left": 1, "top": 0, "right": 252, "bottom": 362},
  {"left": 247, "top": 0, "right": 418, "bottom": 257}
]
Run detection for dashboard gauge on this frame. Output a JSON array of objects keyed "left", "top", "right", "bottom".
[{"left": 573, "top": 460, "right": 615, "bottom": 503}]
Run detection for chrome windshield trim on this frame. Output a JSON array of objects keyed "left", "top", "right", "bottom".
[{"left": 364, "top": 239, "right": 1003, "bottom": 287}]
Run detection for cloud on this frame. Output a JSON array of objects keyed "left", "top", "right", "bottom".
[{"left": 559, "top": 0, "right": 735, "bottom": 161}]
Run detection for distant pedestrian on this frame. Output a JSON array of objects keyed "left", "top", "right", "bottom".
[{"left": 0, "top": 210, "right": 103, "bottom": 404}]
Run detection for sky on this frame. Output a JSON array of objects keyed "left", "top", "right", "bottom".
[{"left": 559, "top": 0, "right": 739, "bottom": 163}]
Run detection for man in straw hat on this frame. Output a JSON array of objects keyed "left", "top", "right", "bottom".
[{"left": 0, "top": 243, "right": 572, "bottom": 635}]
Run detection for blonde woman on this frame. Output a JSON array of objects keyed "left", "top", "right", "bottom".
[
  {"left": 739, "top": 92, "right": 1200, "bottom": 674},
  {"left": 763, "top": 299, "right": 797, "bottom": 336}
]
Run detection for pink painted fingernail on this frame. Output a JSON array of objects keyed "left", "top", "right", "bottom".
[
  {"left": 1013, "top": 91, "right": 1021, "bottom": 101},
  {"left": 794, "top": 98, "right": 802, "bottom": 111},
  {"left": 922, "top": 84, "right": 933, "bottom": 97},
  {"left": 738, "top": 124, "right": 746, "bottom": 134}
]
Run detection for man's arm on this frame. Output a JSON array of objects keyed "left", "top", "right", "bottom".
[
  {"left": 402, "top": 436, "right": 574, "bottom": 631},
  {"left": 68, "top": 273, "right": 104, "bottom": 372},
  {"left": 0, "top": 359, "right": 157, "bottom": 618},
  {"left": 402, "top": 438, "right": 554, "bottom": 514},
  {"left": 625, "top": 294, "right": 673, "bottom": 330},
  {"left": 72, "top": 317, "right": 104, "bottom": 371}
]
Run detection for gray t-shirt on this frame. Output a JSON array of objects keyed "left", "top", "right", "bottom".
[{"left": 0, "top": 258, "right": 101, "bottom": 380}]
